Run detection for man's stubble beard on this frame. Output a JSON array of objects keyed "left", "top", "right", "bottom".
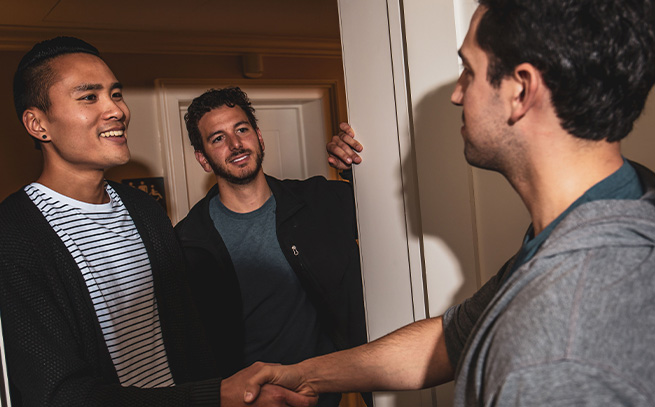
[{"left": 208, "top": 140, "right": 265, "bottom": 185}]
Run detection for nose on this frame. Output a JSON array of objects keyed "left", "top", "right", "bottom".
[
  {"left": 103, "top": 97, "right": 129, "bottom": 122},
  {"left": 451, "top": 75, "right": 464, "bottom": 106},
  {"left": 226, "top": 133, "right": 243, "bottom": 150}
]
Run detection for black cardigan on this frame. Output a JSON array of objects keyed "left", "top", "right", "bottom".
[{"left": 0, "top": 182, "right": 221, "bottom": 407}]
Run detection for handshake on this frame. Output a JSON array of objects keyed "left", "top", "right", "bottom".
[
  {"left": 222, "top": 361, "right": 319, "bottom": 407},
  {"left": 222, "top": 316, "right": 450, "bottom": 407}
]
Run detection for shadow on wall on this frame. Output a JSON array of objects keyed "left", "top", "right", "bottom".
[
  {"left": 399, "top": 80, "right": 655, "bottom": 317},
  {"left": 393, "top": 79, "right": 473, "bottom": 406},
  {"left": 402, "top": 79, "right": 481, "bottom": 313}
]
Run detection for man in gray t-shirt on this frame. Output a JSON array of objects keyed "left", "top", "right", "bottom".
[{"left": 239, "top": 0, "right": 655, "bottom": 406}]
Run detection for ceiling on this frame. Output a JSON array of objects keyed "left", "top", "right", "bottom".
[{"left": 0, "top": 0, "right": 342, "bottom": 54}]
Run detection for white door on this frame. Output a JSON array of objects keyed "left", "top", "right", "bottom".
[{"left": 157, "top": 81, "right": 335, "bottom": 224}]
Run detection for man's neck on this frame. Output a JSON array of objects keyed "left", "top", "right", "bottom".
[
  {"left": 37, "top": 163, "right": 108, "bottom": 204},
  {"left": 511, "top": 140, "right": 623, "bottom": 236},
  {"left": 216, "top": 171, "right": 272, "bottom": 213}
]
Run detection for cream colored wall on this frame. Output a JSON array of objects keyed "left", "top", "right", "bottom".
[
  {"left": 623, "top": 94, "right": 655, "bottom": 171},
  {"left": 0, "top": 51, "right": 347, "bottom": 202}
]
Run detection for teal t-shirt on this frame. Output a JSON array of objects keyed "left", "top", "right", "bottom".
[
  {"left": 506, "top": 159, "right": 643, "bottom": 281},
  {"left": 208, "top": 194, "right": 335, "bottom": 367}
]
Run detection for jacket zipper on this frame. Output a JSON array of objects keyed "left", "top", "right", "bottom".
[
  {"left": 290, "top": 244, "right": 322, "bottom": 294},
  {"left": 290, "top": 243, "right": 347, "bottom": 350}
]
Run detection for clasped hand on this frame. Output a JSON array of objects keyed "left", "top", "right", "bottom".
[{"left": 222, "top": 362, "right": 317, "bottom": 406}]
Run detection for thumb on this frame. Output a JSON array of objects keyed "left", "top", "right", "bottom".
[
  {"left": 243, "top": 362, "right": 276, "bottom": 403},
  {"left": 243, "top": 375, "right": 265, "bottom": 404},
  {"left": 243, "top": 387, "right": 258, "bottom": 404}
]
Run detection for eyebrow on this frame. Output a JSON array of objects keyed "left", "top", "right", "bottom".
[
  {"left": 72, "top": 82, "right": 123, "bottom": 92},
  {"left": 205, "top": 120, "right": 252, "bottom": 139},
  {"left": 206, "top": 130, "right": 222, "bottom": 139}
]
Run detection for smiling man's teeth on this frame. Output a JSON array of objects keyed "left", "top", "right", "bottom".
[
  {"left": 99, "top": 130, "right": 125, "bottom": 138},
  {"left": 232, "top": 155, "right": 247, "bottom": 163}
]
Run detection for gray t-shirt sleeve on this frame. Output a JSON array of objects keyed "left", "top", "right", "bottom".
[{"left": 442, "top": 257, "right": 513, "bottom": 369}]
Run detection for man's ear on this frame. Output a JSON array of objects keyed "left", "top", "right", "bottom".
[
  {"left": 22, "top": 108, "right": 49, "bottom": 142},
  {"left": 194, "top": 150, "right": 214, "bottom": 173},
  {"left": 508, "top": 63, "right": 544, "bottom": 124},
  {"left": 256, "top": 128, "right": 265, "bottom": 152}
]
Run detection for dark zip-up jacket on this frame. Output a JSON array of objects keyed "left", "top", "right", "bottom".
[{"left": 175, "top": 175, "right": 368, "bottom": 380}]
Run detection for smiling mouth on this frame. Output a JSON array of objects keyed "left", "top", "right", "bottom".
[
  {"left": 99, "top": 130, "right": 125, "bottom": 138},
  {"left": 229, "top": 150, "right": 251, "bottom": 164},
  {"left": 231, "top": 155, "right": 249, "bottom": 165}
]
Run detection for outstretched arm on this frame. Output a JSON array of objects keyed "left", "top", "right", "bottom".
[
  {"left": 244, "top": 316, "right": 454, "bottom": 402},
  {"left": 327, "top": 122, "right": 363, "bottom": 170}
]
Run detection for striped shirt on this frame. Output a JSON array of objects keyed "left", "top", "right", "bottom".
[{"left": 25, "top": 183, "right": 174, "bottom": 388}]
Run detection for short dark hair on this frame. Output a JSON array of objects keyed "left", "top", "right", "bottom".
[
  {"left": 184, "top": 87, "right": 258, "bottom": 153},
  {"left": 13, "top": 36, "right": 100, "bottom": 121},
  {"left": 476, "top": 0, "right": 655, "bottom": 142}
]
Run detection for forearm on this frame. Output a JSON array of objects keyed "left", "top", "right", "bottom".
[{"left": 298, "top": 316, "right": 453, "bottom": 394}]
